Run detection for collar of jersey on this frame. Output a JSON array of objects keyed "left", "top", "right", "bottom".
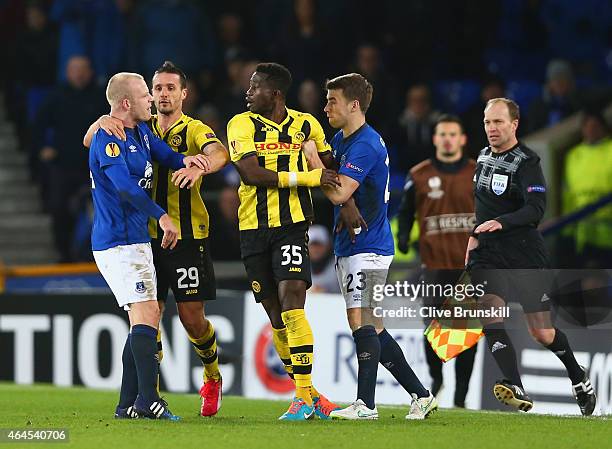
[
  {"left": 152, "top": 113, "right": 186, "bottom": 138},
  {"left": 342, "top": 122, "right": 368, "bottom": 143},
  {"left": 253, "top": 107, "right": 291, "bottom": 130}
]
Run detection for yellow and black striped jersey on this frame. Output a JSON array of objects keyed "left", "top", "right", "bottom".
[
  {"left": 147, "top": 113, "right": 221, "bottom": 240},
  {"left": 227, "top": 108, "right": 331, "bottom": 231}
]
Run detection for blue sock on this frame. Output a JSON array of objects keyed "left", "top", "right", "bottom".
[
  {"left": 118, "top": 334, "right": 138, "bottom": 408},
  {"left": 353, "top": 325, "right": 380, "bottom": 410},
  {"left": 131, "top": 324, "right": 159, "bottom": 403},
  {"left": 379, "top": 329, "right": 429, "bottom": 398}
]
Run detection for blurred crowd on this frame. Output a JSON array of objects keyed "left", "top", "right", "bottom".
[{"left": 0, "top": 0, "right": 610, "bottom": 271}]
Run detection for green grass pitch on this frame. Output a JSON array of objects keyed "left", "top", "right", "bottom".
[{"left": 0, "top": 384, "right": 609, "bottom": 449}]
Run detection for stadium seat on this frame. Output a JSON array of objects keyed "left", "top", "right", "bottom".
[
  {"left": 505, "top": 80, "right": 542, "bottom": 114},
  {"left": 433, "top": 80, "right": 481, "bottom": 114}
]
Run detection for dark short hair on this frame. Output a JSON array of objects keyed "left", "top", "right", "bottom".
[
  {"left": 255, "top": 62, "right": 292, "bottom": 97},
  {"left": 325, "top": 73, "right": 373, "bottom": 113},
  {"left": 485, "top": 97, "right": 520, "bottom": 121},
  {"left": 154, "top": 61, "right": 187, "bottom": 88},
  {"left": 435, "top": 114, "right": 465, "bottom": 133}
]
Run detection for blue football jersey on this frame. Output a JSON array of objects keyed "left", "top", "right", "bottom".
[
  {"left": 89, "top": 122, "right": 179, "bottom": 251},
  {"left": 332, "top": 124, "right": 395, "bottom": 257}
]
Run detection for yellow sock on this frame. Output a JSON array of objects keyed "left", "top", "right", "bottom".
[
  {"left": 156, "top": 329, "right": 163, "bottom": 395},
  {"left": 281, "top": 309, "right": 314, "bottom": 406},
  {"left": 188, "top": 320, "right": 221, "bottom": 382},
  {"left": 271, "top": 326, "right": 295, "bottom": 381}
]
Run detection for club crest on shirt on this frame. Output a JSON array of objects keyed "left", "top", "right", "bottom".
[
  {"left": 135, "top": 281, "right": 146, "bottom": 294},
  {"left": 427, "top": 176, "right": 444, "bottom": 199},
  {"left": 491, "top": 173, "right": 508, "bottom": 195},
  {"left": 170, "top": 135, "right": 182, "bottom": 147},
  {"left": 143, "top": 134, "right": 150, "bottom": 150},
  {"left": 105, "top": 142, "right": 120, "bottom": 157},
  {"left": 294, "top": 131, "right": 306, "bottom": 142}
]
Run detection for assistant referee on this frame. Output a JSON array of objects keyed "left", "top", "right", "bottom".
[{"left": 465, "top": 98, "right": 596, "bottom": 415}]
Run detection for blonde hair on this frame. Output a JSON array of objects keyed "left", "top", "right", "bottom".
[
  {"left": 106, "top": 72, "right": 145, "bottom": 106},
  {"left": 485, "top": 97, "right": 520, "bottom": 121}
]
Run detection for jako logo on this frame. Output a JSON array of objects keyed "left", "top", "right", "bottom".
[{"left": 345, "top": 162, "right": 363, "bottom": 172}]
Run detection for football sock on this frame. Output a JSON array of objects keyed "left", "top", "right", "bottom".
[
  {"left": 483, "top": 322, "right": 523, "bottom": 388},
  {"left": 131, "top": 324, "right": 160, "bottom": 403},
  {"left": 156, "top": 329, "right": 163, "bottom": 395},
  {"left": 353, "top": 325, "right": 380, "bottom": 410},
  {"left": 546, "top": 328, "right": 583, "bottom": 384},
  {"left": 423, "top": 336, "right": 443, "bottom": 395},
  {"left": 188, "top": 319, "right": 221, "bottom": 382},
  {"left": 281, "top": 309, "right": 314, "bottom": 406},
  {"left": 454, "top": 344, "right": 477, "bottom": 407},
  {"left": 271, "top": 326, "right": 323, "bottom": 398},
  {"left": 118, "top": 333, "right": 138, "bottom": 408},
  {"left": 379, "top": 329, "right": 428, "bottom": 398},
  {"left": 271, "top": 326, "right": 294, "bottom": 380}
]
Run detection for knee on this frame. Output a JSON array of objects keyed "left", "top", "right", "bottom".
[
  {"left": 178, "top": 309, "right": 206, "bottom": 337},
  {"left": 529, "top": 327, "right": 555, "bottom": 346},
  {"left": 264, "top": 303, "right": 284, "bottom": 328}
]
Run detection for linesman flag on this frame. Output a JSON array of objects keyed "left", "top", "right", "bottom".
[{"left": 424, "top": 272, "right": 484, "bottom": 362}]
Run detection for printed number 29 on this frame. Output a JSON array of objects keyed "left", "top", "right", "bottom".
[
  {"left": 280, "top": 245, "right": 302, "bottom": 265},
  {"left": 177, "top": 267, "right": 199, "bottom": 288}
]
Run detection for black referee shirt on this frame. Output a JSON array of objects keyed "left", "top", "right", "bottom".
[{"left": 473, "top": 142, "right": 546, "bottom": 239}]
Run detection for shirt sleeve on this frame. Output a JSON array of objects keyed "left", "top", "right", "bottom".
[
  {"left": 191, "top": 121, "right": 221, "bottom": 151},
  {"left": 496, "top": 156, "right": 547, "bottom": 229},
  {"left": 337, "top": 142, "right": 378, "bottom": 184},
  {"left": 92, "top": 132, "right": 126, "bottom": 169},
  {"left": 227, "top": 115, "right": 256, "bottom": 162},
  {"left": 307, "top": 115, "right": 331, "bottom": 154},
  {"left": 104, "top": 164, "right": 165, "bottom": 220},
  {"left": 396, "top": 173, "right": 417, "bottom": 242},
  {"left": 147, "top": 127, "right": 184, "bottom": 170}
]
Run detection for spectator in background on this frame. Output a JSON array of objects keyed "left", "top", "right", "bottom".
[
  {"left": 215, "top": 48, "right": 251, "bottom": 124},
  {"left": 273, "top": 0, "right": 329, "bottom": 87},
  {"left": 396, "top": 84, "right": 440, "bottom": 174},
  {"left": 563, "top": 109, "right": 612, "bottom": 268},
  {"left": 50, "top": 0, "right": 128, "bottom": 83},
  {"left": 130, "top": 0, "right": 215, "bottom": 78},
  {"left": 308, "top": 225, "right": 339, "bottom": 293},
  {"left": 182, "top": 78, "right": 201, "bottom": 117},
  {"left": 197, "top": 102, "right": 234, "bottom": 190},
  {"left": 297, "top": 79, "right": 329, "bottom": 136},
  {"left": 209, "top": 186, "right": 241, "bottom": 261},
  {"left": 354, "top": 43, "right": 399, "bottom": 140},
  {"left": 12, "top": 1, "right": 58, "bottom": 162},
  {"left": 34, "top": 55, "right": 106, "bottom": 261},
  {"left": 527, "top": 59, "right": 580, "bottom": 133},
  {"left": 216, "top": 13, "right": 247, "bottom": 66},
  {"left": 462, "top": 76, "right": 506, "bottom": 158}
]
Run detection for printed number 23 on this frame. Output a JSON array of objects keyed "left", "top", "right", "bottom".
[
  {"left": 346, "top": 271, "right": 366, "bottom": 292},
  {"left": 280, "top": 245, "right": 302, "bottom": 265}
]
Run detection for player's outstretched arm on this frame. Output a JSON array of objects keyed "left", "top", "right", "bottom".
[
  {"left": 105, "top": 163, "right": 165, "bottom": 218},
  {"left": 234, "top": 154, "right": 340, "bottom": 189},
  {"left": 83, "top": 115, "right": 126, "bottom": 148},
  {"left": 200, "top": 142, "right": 230, "bottom": 174},
  {"left": 320, "top": 174, "right": 359, "bottom": 206}
]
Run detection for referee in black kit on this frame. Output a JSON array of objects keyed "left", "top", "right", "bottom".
[{"left": 465, "top": 98, "right": 596, "bottom": 415}]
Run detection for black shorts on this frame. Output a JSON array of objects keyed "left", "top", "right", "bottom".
[
  {"left": 152, "top": 238, "right": 216, "bottom": 302},
  {"left": 240, "top": 222, "right": 312, "bottom": 302},
  {"left": 467, "top": 231, "right": 552, "bottom": 313}
]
